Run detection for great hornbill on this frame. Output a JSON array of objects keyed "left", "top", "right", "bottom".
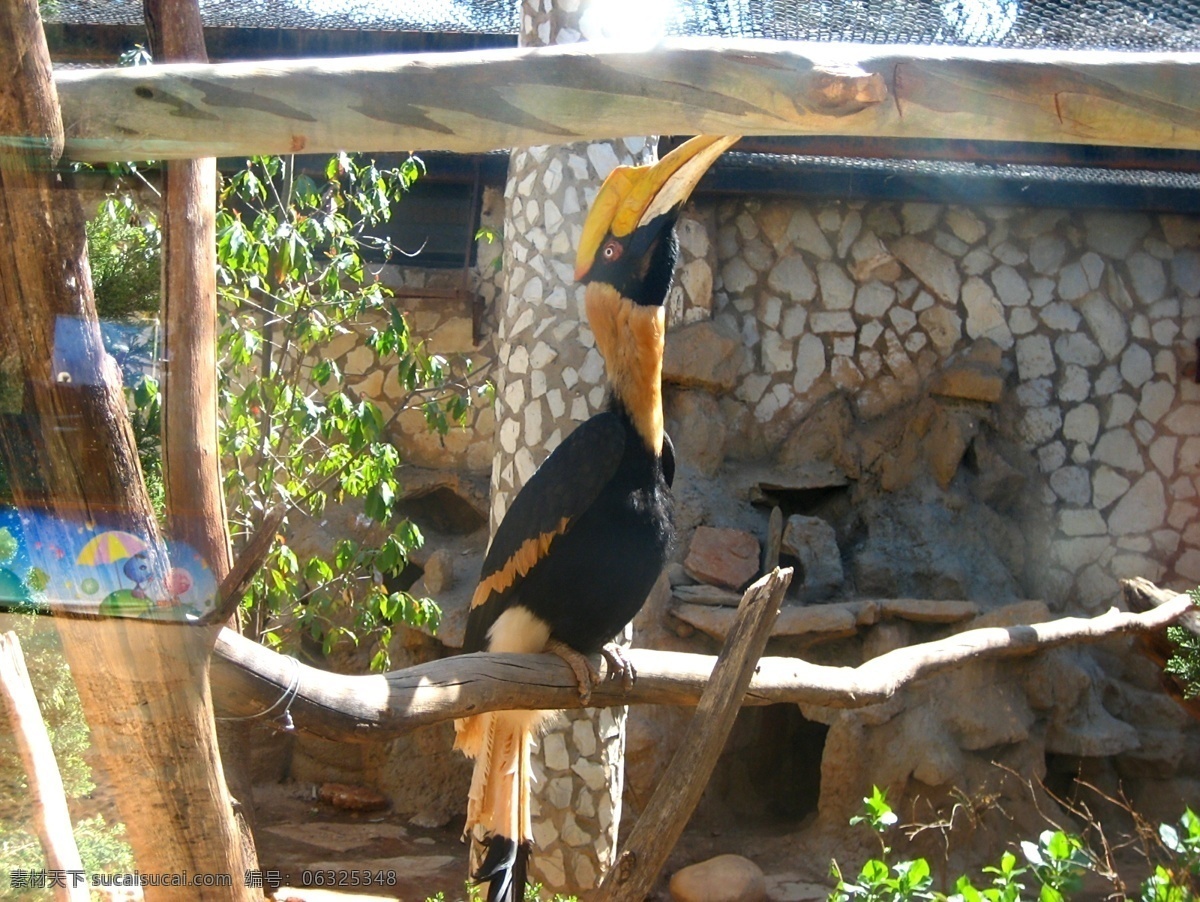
[{"left": 454, "top": 134, "right": 740, "bottom": 901}]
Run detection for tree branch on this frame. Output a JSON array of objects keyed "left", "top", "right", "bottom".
[{"left": 209, "top": 584, "right": 1197, "bottom": 743}]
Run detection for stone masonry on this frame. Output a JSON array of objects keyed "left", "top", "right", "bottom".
[
  {"left": 701, "top": 200, "right": 1199, "bottom": 603},
  {"left": 481, "top": 0, "right": 658, "bottom": 892}
]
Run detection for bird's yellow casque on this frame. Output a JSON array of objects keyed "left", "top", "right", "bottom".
[{"left": 455, "top": 134, "right": 740, "bottom": 902}]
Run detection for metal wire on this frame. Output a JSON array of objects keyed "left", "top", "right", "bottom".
[{"left": 48, "top": 0, "right": 1200, "bottom": 51}]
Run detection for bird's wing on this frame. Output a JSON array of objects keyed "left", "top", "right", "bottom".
[{"left": 462, "top": 411, "right": 626, "bottom": 653}]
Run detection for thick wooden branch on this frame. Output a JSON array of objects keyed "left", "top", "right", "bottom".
[
  {"left": 50, "top": 40, "right": 1200, "bottom": 163},
  {"left": 600, "top": 568, "right": 788, "bottom": 898},
  {"left": 210, "top": 587, "right": 1197, "bottom": 743}
]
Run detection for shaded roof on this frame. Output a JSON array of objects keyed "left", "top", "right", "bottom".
[{"left": 46, "top": 0, "right": 1200, "bottom": 51}]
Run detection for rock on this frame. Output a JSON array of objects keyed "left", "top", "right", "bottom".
[
  {"left": 1081, "top": 293, "right": 1129, "bottom": 360},
  {"left": 1084, "top": 211, "right": 1150, "bottom": 258},
  {"left": 683, "top": 526, "right": 761, "bottom": 591},
  {"left": 670, "top": 854, "right": 767, "bottom": 902},
  {"left": 666, "top": 390, "right": 728, "bottom": 476},
  {"left": 966, "top": 599, "right": 1051, "bottom": 630},
  {"left": 992, "top": 264, "right": 1031, "bottom": 307},
  {"left": 1015, "top": 334, "right": 1055, "bottom": 380},
  {"left": 672, "top": 600, "right": 868, "bottom": 642},
  {"left": 817, "top": 260, "right": 856, "bottom": 310},
  {"left": 767, "top": 254, "right": 818, "bottom": 302},
  {"left": 422, "top": 548, "right": 455, "bottom": 594},
  {"left": 962, "top": 276, "right": 1012, "bottom": 347},
  {"left": 879, "top": 598, "right": 979, "bottom": 622},
  {"left": 890, "top": 235, "right": 961, "bottom": 305},
  {"left": 925, "top": 406, "right": 977, "bottom": 488},
  {"left": 663, "top": 321, "right": 747, "bottom": 392},
  {"left": 1029, "top": 235, "right": 1067, "bottom": 274},
  {"left": 918, "top": 305, "right": 962, "bottom": 353},
  {"left": 1128, "top": 251, "right": 1166, "bottom": 303},
  {"left": 1108, "top": 472, "right": 1166, "bottom": 535},
  {"left": 781, "top": 515, "right": 844, "bottom": 601},
  {"left": 792, "top": 332, "right": 827, "bottom": 395},
  {"left": 318, "top": 783, "right": 389, "bottom": 812},
  {"left": 1063, "top": 404, "right": 1100, "bottom": 445},
  {"left": 787, "top": 209, "right": 834, "bottom": 259},
  {"left": 776, "top": 393, "right": 859, "bottom": 481},
  {"left": 1093, "top": 429, "right": 1143, "bottom": 472},
  {"left": 929, "top": 340, "right": 1005, "bottom": 403},
  {"left": 673, "top": 584, "right": 743, "bottom": 607}
]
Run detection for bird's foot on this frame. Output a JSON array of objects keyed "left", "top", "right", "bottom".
[
  {"left": 600, "top": 642, "right": 636, "bottom": 692},
  {"left": 545, "top": 638, "right": 601, "bottom": 704}
]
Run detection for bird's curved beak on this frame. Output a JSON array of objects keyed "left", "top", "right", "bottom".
[{"left": 575, "top": 134, "right": 741, "bottom": 282}]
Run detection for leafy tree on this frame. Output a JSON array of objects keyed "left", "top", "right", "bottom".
[
  {"left": 86, "top": 193, "right": 161, "bottom": 321},
  {"left": 215, "top": 152, "right": 485, "bottom": 668},
  {"left": 1164, "top": 588, "right": 1200, "bottom": 699}
]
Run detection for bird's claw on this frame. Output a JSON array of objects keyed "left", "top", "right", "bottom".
[
  {"left": 546, "top": 639, "right": 601, "bottom": 704},
  {"left": 600, "top": 643, "right": 636, "bottom": 692}
]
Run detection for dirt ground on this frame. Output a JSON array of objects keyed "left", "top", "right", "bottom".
[{"left": 251, "top": 781, "right": 835, "bottom": 902}]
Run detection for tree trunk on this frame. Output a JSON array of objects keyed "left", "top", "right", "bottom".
[
  {"left": 0, "top": 1, "right": 255, "bottom": 897},
  {"left": 143, "top": 0, "right": 260, "bottom": 847}
]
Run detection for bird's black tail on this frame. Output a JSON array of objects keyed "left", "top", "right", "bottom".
[{"left": 475, "top": 836, "right": 531, "bottom": 902}]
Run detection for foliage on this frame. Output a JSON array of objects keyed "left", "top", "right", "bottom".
[
  {"left": 1144, "top": 808, "right": 1200, "bottom": 901},
  {"left": 216, "top": 152, "right": 484, "bottom": 668},
  {"left": 129, "top": 375, "right": 165, "bottom": 516},
  {"left": 86, "top": 194, "right": 161, "bottom": 321},
  {"left": 1163, "top": 588, "right": 1200, "bottom": 699},
  {"left": 423, "top": 882, "right": 577, "bottom": 902},
  {"left": 0, "top": 616, "right": 134, "bottom": 899},
  {"left": 1, "top": 815, "right": 135, "bottom": 899},
  {"left": 832, "top": 787, "right": 935, "bottom": 902},
  {"left": 829, "top": 788, "right": 1199, "bottom": 902}
]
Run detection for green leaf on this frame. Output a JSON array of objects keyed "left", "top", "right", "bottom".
[
  {"left": 1038, "top": 886, "right": 1064, "bottom": 902},
  {"left": 858, "top": 859, "right": 888, "bottom": 885},
  {"left": 1161, "top": 823, "right": 1182, "bottom": 854},
  {"left": 1021, "top": 840, "right": 1044, "bottom": 868}
]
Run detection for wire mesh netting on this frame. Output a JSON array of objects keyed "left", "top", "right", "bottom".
[{"left": 48, "top": 0, "right": 1200, "bottom": 51}]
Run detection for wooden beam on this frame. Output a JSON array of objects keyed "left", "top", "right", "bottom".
[
  {"left": 210, "top": 588, "right": 1197, "bottom": 743},
  {"left": 50, "top": 40, "right": 1200, "bottom": 163}
]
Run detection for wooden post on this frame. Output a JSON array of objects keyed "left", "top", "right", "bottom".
[
  {"left": 143, "top": 0, "right": 230, "bottom": 589},
  {"left": 0, "top": 1, "right": 256, "bottom": 897},
  {"left": 0, "top": 632, "right": 88, "bottom": 902},
  {"left": 597, "top": 567, "right": 791, "bottom": 899},
  {"left": 143, "top": 0, "right": 261, "bottom": 849}
]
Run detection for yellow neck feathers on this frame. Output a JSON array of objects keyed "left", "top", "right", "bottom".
[{"left": 585, "top": 283, "right": 665, "bottom": 456}]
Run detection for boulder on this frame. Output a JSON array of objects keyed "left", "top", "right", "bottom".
[
  {"left": 670, "top": 854, "right": 767, "bottom": 902},
  {"left": 422, "top": 548, "right": 454, "bottom": 594},
  {"left": 929, "top": 340, "right": 1006, "bottom": 404},
  {"left": 781, "top": 515, "right": 844, "bottom": 601},
  {"left": 666, "top": 389, "right": 729, "bottom": 476},
  {"left": 663, "top": 321, "right": 747, "bottom": 393},
  {"left": 684, "top": 526, "right": 761, "bottom": 591}
]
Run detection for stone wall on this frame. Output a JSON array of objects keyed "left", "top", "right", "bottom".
[
  {"left": 636, "top": 196, "right": 1200, "bottom": 872},
  {"left": 682, "top": 199, "right": 1199, "bottom": 607}
]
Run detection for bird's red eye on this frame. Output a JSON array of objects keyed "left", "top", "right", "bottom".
[{"left": 601, "top": 240, "right": 623, "bottom": 263}]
